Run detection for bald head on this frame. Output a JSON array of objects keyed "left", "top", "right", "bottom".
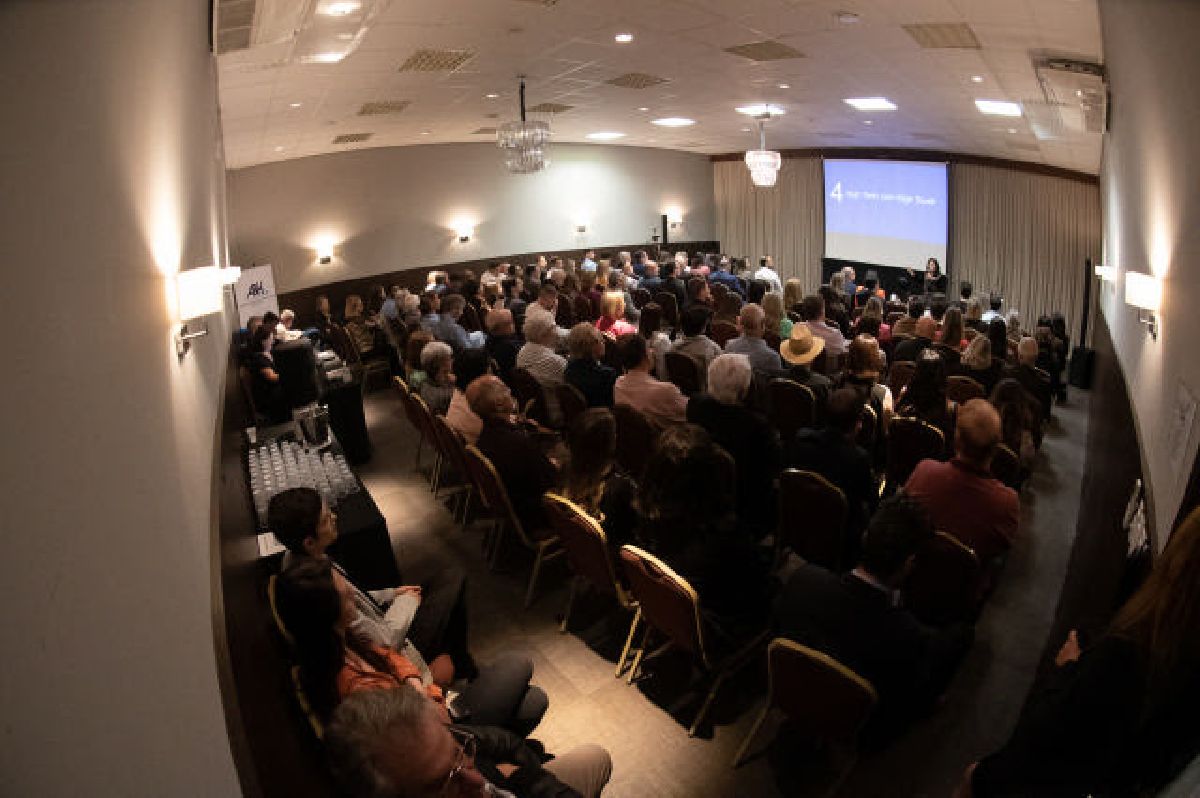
[
  {"left": 955, "top": 398, "right": 1002, "bottom": 465},
  {"left": 485, "top": 308, "right": 514, "bottom": 335},
  {"left": 738, "top": 303, "right": 765, "bottom": 337},
  {"left": 465, "top": 375, "right": 514, "bottom": 421},
  {"left": 1017, "top": 336, "right": 1038, "bottom": 366},
  {"left": 916, "top": 316, "right": 938, "bottom": 340}
]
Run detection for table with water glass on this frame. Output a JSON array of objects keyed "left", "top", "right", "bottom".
[{"left": 248, "top": 436, "right": 401, "bottom": 590}]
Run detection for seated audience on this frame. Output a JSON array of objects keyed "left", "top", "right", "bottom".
[
  {"left": 670, "top": 306, "right": 723, "bottom": 392},
  {"left": 686, "top": 275, "right": 714, "bottom": 310},
  {"left": 786, "top": 388, "right": 878, "bottom": 564},
  {"left": 562, "top": 408, "right": 639, "bottom": 551},
  {"left": 823, "top": 275, "right": 852, "bottom": 336},
  {"left": 964, "top": 295, "right": 988, "bottom": 333},
  {"left": 614, "top": 334, "right": 688, "bottom": 428},
  {"left": 930, "top": 293, "right": 949, "bottom": 326},
  {"left": 800, "top": 294, "right": 849, "bottom": 358},
  {"left": 957, "top": 336, "right": 1003, "bottom": 396},
  {"left": 314, "top": 294, "right": 335, "bottom": 341},
  {"left": 857, "top": 296, "right": 891, "bottom": 343},
  {"left": 270, "top": 488, "right": 476, "bottom": 682},
  {"left": 905, "top": 399, "right": 1019, "bottom": 565},
  {"left": 987, "top": 318, "right": 1011, "bottom": 366},
  {"left": 515, "top": 314, "right": 567, "bottom": 425},
  {"left": 563, "top": 323, "right": 617, "bottom": 408},
  {"left": 247, "top": 324, "right": 289, "bottom": 424},
  {"left": 897, "top": 352, "right": 957, "bottom": 452},
  {"left": 399, "top": 293, "right": 422, "bottom": 329},
  {"left": 754, "top": 255, "right": 783, "bottom": 294},
  {"left": 639, "top": 261, "right": 662, "bottom": 294},
  {"left": 774, "top": 495, "right": 974, "bottom": 747},
  {"left": 687, "top": 354, "right": 782, "bottom": 539},
  {"left": 981, "top": 293, "right": 1003, "bottom": 324},
  {"left": 783, "top": 277, "right": 805, "bottom": 317},
  {"left": 725, "top": 303, "right": 784, "bottom": 373},
  {"left": 637, "top": 302, "right": 671, "bottom": 378},
  {"left": 416, "top": 342, "right": 455, "bottom": 416},
  {"left": 500, "top": 277, "right": 527, "bottom": 330},
  {"left": 710, "top": 256, "right": 745, "bottom": 297},
  {"left": 779, "top": 324, "right": 833, "bottom": 409},
  {"left": 839, "top": 334, "right": 894, "bottom": 428},
  {"left": 658, "top": 259, "right": 688, "bottom": 311},
  {"left": 327, "top": 687, "right": 612, "bottom": 798},
  {"left": 762, "top": 290, "right": 793, "bottom": 338},
  {"left": 960, "top": 506, "right": 1200, "bottom": 798},
  {"left": 990, "top": 377, "right": 1037, "bottom": 468},
  {"left": 1005, "top": 336, "right": 1052, "bottom": 420},
  {"left": 524, "top": 283, "right": 568, "bottom": 347},
  {"left": 426, "top": 294, "right": 485, "bottom": 352},
  {"left": 713, "top": 291, "right": 743, "bottom": 326},
  {"left": 893, "top": 297, "right": 925, "bottom": 338},
  {"left": 938, "top": 306, "right": 969, "bottom": 351},
  {"left": 345, "top": 294, "right": 381, "bottom": 357},
  {"left": 595, "top": 291, "right": 637, "bottom": 338},
  {"left": 639, "top": 425, "right": 772, "bottom": 629},
  {"left": 894, "top": 316, "right": 938, "bottom": 363},
  {"left": 483, "top": 308, "right": 521, "bottom": 384},
  {"left": 444, "top": 350, "right": 490, "bottom": 445},
  {"left": 469, "top": 376, "right": 558, "bottom": 533}
]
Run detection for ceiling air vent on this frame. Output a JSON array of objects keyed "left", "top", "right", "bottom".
[
  {"left": 333, "top": 132, "right": 373, "bottom": 144},
  {"left": 902, "top": 23, "right": 980, "bottom": 49},
  {"left": 215, "top": 0, "right": 256, "bottom": 54},
  {"left": 472, "top": 127, "right": 498, "bottom": 135},
  {"left": 398, "top": 49, "right": 475, "bottom": 73},
  {"left": 527, "top": 102, "right": 574, "bottom": 113},
  {"left": 723, "top": 40, "right": 804, "bottom": 62},
  {"left": 358, "top": 100, "right": 411, "bottom": 116},
  {"left": 605, "top": 72, "right": 668, "bottom": 89}
]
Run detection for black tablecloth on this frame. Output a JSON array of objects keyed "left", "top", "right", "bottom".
[
  {"left": 323, "top": 379, "right": 372, "bottom": 465},
  {"left": 327, "top": 485, "right": 401, "bottom": 591}
]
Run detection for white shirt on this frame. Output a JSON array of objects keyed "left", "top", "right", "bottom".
[{"left": 753, "top": 266, "right": 783, "bottom": 294}]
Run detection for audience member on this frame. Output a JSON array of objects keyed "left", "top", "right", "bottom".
[
  {"left": 326, "top": 687, "right": 612, "bottom": 798},
  {"left": 754, "top": 255, "right": 783, "bottom": 293},
  {"left": 957, "top": 335, "right": 1002, "bottom": 396},
  {"left": 658, "top": 259, "right": 688, "bottom": 312},
  {"left": 778, "top": 324, "right": 833, "bottom": 408},
  {"left": 314, "top": 295, "right": 335, "bottom": 339},
  {"left": 800, "top": 294, "right": 849, "bottom": 358},
  {"left": 905, "top": 399, "right": 1019, "bottom": 565},
  {"left": 687, "top": 354, "right": 782, "bottom": 539},
  {"left": 345, "top": 294, "right": 380, "bottom": 356},
  {"left": 595, "top": 291, "right": 636, "bottom": 338},
  {"left": 416, "top": 341, "right": 455, "bottom": 415},
  {"left": 444, "top": 350, "right": 489, "bottom": 445},
  {"left": 929, "top": 293, "right": 949, "bottom": 325},
  {"left": 426, "top": 295, "right": 485, "bottom": 352},
  {"left": 713, "top": 291, "right": 743, "bottom": 326},
  {"left": 563, "top": 323, "right": 617, "bottom": 408},
  {"left": 858, "top": 296, "right": 891, "bottom": 343},
  {"left": 400, "top": 293, "right": 422, "bottom": 329},
  {"left": 822, "top": 276, "right": 852, "bottom": 336},
  {"left": 897, "top": 352, "right": 957, "bottom": 452},
  {"left": 524, "top": 283, "right": 567, "bottom": 347},
  {"left": 775, "top": 495, "right": 973, "bottom": 747},
  {"left": 893, "top": 297, "right": 925, "bottom": 337},
  {"left": 895, "top": 316, "right": 937, "bottom": 362},
  {"left": 783, "top": 278, "right": 805, "bottom": 316},
  {"left": 987, "top": 319, "right": 1010, "bottom": 365},
  {"left": 686, "top": 276, "right": 714, "bottom": 310},
  {"left": 786, "top": 388, "right": 877, "bottom": 565},
  {"left": 710, "top": 255, "right": 744, "bottom": 297},
  {"left": 1005, "top": 337, "right": 1052, "bottom": 420},
  {"left": 981, "top": 293, "right": 1003, "bottom": 324},
  {"left": 990, "top": 378, "right": 1037, "bottom": 469},
  {"left": 247, "top": 324, "right": 289, "bottom": 424},
  {"left": 670, "top": 306, "right": 722, "bottom": 392},
  {"left": 614, "top": 334, "right": 688, "bottom": 428},
  {"left": 562, "top": 408, "right": 639, "bottom": 551},
  {"left": 500, "top": 277, "right": 527, "bottom": 330},
  {"left": 639, "top": 261, "right": 662, "bottom": 294},
  {"left": 762, "top": 291, "right": 793, "bottom": 338},
  {"left": 725, "top": 303, "right": 784, "bottom": 372},
  {"left": 964, "top": 296, "right": 988, "bottom": 333},
  {"left": 638, "top": 302, "right": 671, "bottom": 378},
  {"left": 515, "top": 314, "right": 567, "bottom": 426},
  {"left": 483, "top": 308, "right": 521, "bottom": 384},
  {"left": 840, "top": 334, "right": 894, "bottom": 427},
  {"left": 939, "top": 306, "right": 968, "bottom": 351}
]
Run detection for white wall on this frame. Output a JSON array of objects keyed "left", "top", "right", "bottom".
[
  {"left": 1099, "top": 0, "right": 1200, "bottom": 546},
  {"left": 227, "top": 143, "right": 716, "bottom": 293},
  {"left": 0, "top": 1, "right": 241, "bottom": 795}
]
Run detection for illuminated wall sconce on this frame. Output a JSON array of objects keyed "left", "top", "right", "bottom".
[
  {"left": 315, "top": 239, "right": 335, "bottom": 264},
  {"left": 1124, "top": 271, "right": 1162, "bottom": 340},
  {"left": 175, "top": 265, "right": 225, "bottom": 357},
  {"left": 452, "top": 220, "right": 474, "bottom": 243},
  {"left": 576, "top": 224, "right": 587, "bottom": 234},
  {"left": 665, "top": 207, "right": 684, "bottom": 229},
  {"left": 1094, "top": 263, "right": 1117, "bottom": 282}
]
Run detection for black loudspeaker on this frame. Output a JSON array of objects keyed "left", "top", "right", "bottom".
[{"left": 1069, "top": 345, "right": 1095, "bottom": 389}]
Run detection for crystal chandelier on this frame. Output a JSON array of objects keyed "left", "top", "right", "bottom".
[
  {"left": 744, "top": 116, "right": 781, "bottom": 187},
  {"left": 497, "top": 79, "right": 550, "bottom": 174}
]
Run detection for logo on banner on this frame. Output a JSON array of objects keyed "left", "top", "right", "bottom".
[{"left": 246, "top": 281, "right": 269, "bottom": 299}]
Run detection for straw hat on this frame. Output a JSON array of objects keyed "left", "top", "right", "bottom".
[{"left": 780, "top": 323, "right": 825, "bottom": 366}]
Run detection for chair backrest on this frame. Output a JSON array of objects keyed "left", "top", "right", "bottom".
[
  {"left": 543, "top": 494, "right": 630, "bottom": 606},
  {"left": 386, "top": 316, "right": 409, "bottom": 351},
  {"left": 990, "top": 443, "right": 1022, "bottom": 489},
  {"left": 856, "top": 402, "right": 878, "bottom": 451},
  {"left": 885, "top": 416, "right": 945, "bottom": 488},
  {"left": 555, "top": 382, "right": 588, "bottom": 426},
  {"left": 767, "top": 378, "right": 817, "bottom": 440},
  {"left": 888, "top": 360, "right": 917, "bottom": 395},
  {"left": 405, "top": 330, "right": 434, "bottom": 376},
  {"left": 619, "top": 545, "right": 707, "bottom": 663},
  {"left": 267, "top": 573, "right": 295, "bottom": 646},
  {"left": 408, "top": 393, "right": 443, "bottom": 457},
  {"left": 432, "top": 414, "right": 469, "bottom": 482},
  {"left": 462, "top": 444, "right": 536, "bottom": 548},
  {"left": 778, "top": 469, "right": 849, "bottom": 571},
  {"left": 903, "top": 530, "right": 982, "bottom": 626},
  {"left": 766, "top": 638, "right": 878, "bottom": 745},
  {"left": 664, "top": 351, "right": 703, "bottom": 396},
  {"left": 711, "top": 282, "right": 729, "bottom": 302},
  {"left": 555, "top": 297, "right": 575, "bottom": 329},
  {"left": 654, "top": 292, "right": 679, "bottom": 327},
  {"left": 508, "top": 367, "right": 548, "bottom": 423},
  {"left": 612, "top": 403, "right": 659, "bottom": 479},
  {"left": 885, "top": 311, "right": 904, "bottom": 327},
  {"left": 392, "top": 374, "right": 410, "bottom": 398},
  {"left": 711, "top": 320, "right": 739, "bottom": 349},
  {"left": 573, "top": 294, "right": 594, "bottom": 323},
  {"left": 631, "top": 287, "right": 652, "bottom": 309},
  {"left": 946, "top": 375, "right": 985, "bottom": 404}
]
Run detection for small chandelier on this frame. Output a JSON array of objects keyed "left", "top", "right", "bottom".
[
  {"left": 497, "top": 79, "right": 550, "bottom": 174},
  {"left": 744, "top": 115, "right": 781, "bottom": 187}
]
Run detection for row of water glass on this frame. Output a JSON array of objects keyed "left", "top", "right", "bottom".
[{"left": 247, "top": 440, "right": 358, "bottom": 526}]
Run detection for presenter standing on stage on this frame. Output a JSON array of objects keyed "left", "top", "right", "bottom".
[{"left": 924, "top": 257, "right": 948, "bottom": 294}]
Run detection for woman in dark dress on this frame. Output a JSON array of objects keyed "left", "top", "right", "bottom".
[{"left": 248, "top": 324, "right": 289, "bottom": 424}]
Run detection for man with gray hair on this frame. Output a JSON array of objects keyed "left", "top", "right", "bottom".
[
  {"left": 515, "top": 314, "right": 567, "bottom": 425},
  {"left": 687, "top": 353, "right": 782, "bottom": 538},
  {"left": 326, "top": 686, "right": 612, "bottom": 798},
  {"left": 1005, "top": 336, "right": 1052, "bottom": 419},
  {"left": 724, "top": 304, "right": 783, "bottom": 373},
  {"left": 425, "top": 294, "right": 485, "bottom": 352}
]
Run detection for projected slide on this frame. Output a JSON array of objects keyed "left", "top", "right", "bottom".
[{"left": 824, "top": 160, "right": 948, "bottom": 271}]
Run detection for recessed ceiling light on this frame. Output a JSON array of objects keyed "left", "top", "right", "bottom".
[
  {"left": 1007, "top": 127, "right": 1018, "bottom": 134},
  {"left": 741, "top": 127, "right": 752, "bottom": 132},
  {"left": 421, "top": 130, "right": 431, "bottom": 135},
  {"left": 651, "top": 117, "right": 695, "bottom": 127},
  {"left": 971, "top": 75, "right": 984, "bottom": 83},
  {"left": 844, "top": 97, "right": 897, "bottom": 111},
  {"left": 274, "top": 146, "right": 285, "bottom": 152},
  {"left": 289, "top": 102, "right": 303, "bottom": 108},
  {"left": 485, "top": 93, "right": 499, "bottom": 99},
  {"left": 836, "top": 11, "right": 861, "bottom": 24},
  {"left": 586, "top": 131, "right": 626, "bottom": 140},
  {"left": 975, "top": 99, "right": 1022, "bottom": 116},
  {"left": 637, "top": 106, "right": 649, "bottom": 112},
  {"left": 319, "top": 1, "right": 361, "bottom": 16},
  {"left": 777, "top": 83, "right": 791, "bottom": 89},
  {"left": 863, "top": 120, "right": 873, "bottom": 125},
  {"left": 310, "top": 52, "right": 346, "bottom": 64},
  {"left": 615, "top": 32, "right": 634, "bottom": 43},
  {"left": 736, "top": 103, "right": 786, "bottom": 117}
]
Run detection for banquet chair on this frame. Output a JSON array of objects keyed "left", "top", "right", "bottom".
[
  {"left": 631, "top": 287, "right": 652, "bottom": 309},
  {"left": 395, "top": 377, "right": 430, "bottom": 471},
  {"left": 946, "top": 375, "right": 986, "bottom": 404},
  {"left": 856, "top": 403, "right": 879, "bottom": 455},
  {"left": 990, "top": 443, "right": 1023, "bottom": 490},
  {"left": 767, "top": 378, "right": 817, "bottom": 441},
  {"left": 732, "top": 639, "right": 877, "bottom": 786},
  {"left": 902, "top": 531, "right": 982, "bottom": 627},
  {"left": 462, "top": 445, "right": 563, "bottom": 607},
  {"left": 618, "top": 545, "right": 769, "bottom": 736},
  {"left": 431, "top": 415, "right": 473, "bottom": 522},
  {"left": 711, "top": 320, "right": 739, "bottom": 349},
  {"left": 664, "top": 352, "right": 703, "bottom": 396},
  {"left": 542, "top": 494, "right": 642, "bottom": 676},
  {"left": 888, "top": 360, "right": 917, "bottom": 395},
  {"left": 654, "top": 291, "right": 679, "bottom": 330},
  {"left": 404, "top": 331, "right": 434, "bottom": 382},
  {"left": 883, "top": 416, "right": 945, "bottom": 494},
  {"left": 267, "top": 575, "right": 326, "bottom": 739},
  {"left": 407, "top": 393, "right": 443, "bottom": 491},
  {"left": 555, "top": 383, "right": 588, "bottom": 428},
  {"left": 711, "top": 282, "right": 729, "bottom": 303},
  {"left": 612, "top": 403, "right": 659, "bottom": 480},
  {"left": 777, "top": 469, "right": 849, "bottom": 571},
  {"left": 508, "top": 367, "right": 550, "bottom": 426}
]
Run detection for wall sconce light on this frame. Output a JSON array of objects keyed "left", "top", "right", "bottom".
[
  {"left": 452, "top": 221, "right": 474, "bottom": 243},
  {"left": 315, "top": 239, "right": 335, "bottom": 264},
  {"left": 175, "top": 265, "right": 225, "bottom": 357},
  {"left": 576, "top": 224, "right": 587, "bottom": 234},
  {"left": 1124, "top": 271, "right": 1162, "bottom": 340},
  {"left": 1094, "top": 263, "right": 1117, "bottom": 282},
  {"left": 665, "top": 207, "right": 683, "bottom": 228}
]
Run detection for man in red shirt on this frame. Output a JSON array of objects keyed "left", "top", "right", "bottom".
[{"left": 904, "top": 399, "right": 1019, "bottom": 564}]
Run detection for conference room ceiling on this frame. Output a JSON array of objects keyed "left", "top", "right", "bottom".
[{"left": 217, "top": 0, "right": 1103, "bottom": 174}]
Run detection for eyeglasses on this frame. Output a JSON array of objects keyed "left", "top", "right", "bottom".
[{"left": 439, "top": 728, "right": 477, "bottom": 795}]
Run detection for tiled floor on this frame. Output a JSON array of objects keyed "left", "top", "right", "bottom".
[{"left": 355, "top": 388, "right": 1090, "bottom": 798}]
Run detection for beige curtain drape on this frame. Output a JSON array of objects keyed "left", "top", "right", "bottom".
[
  {"left": 714, "top": 157, "right": 823, "bottom": 290},
  {"left": 950, "top": 164, "right": 1101, "bottom": 344}
]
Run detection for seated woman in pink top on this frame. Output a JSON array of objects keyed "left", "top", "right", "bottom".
[{"left": 595, "top": 291, "right": 637, "bottom": 338}]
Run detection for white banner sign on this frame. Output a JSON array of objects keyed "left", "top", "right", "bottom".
[{"left": 235, "top": 264, "right": 279, "bottom": 327}]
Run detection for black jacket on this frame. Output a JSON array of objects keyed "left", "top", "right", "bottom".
[
  {"left": 893, "top": 335, "right": 933, "bottom": 364},
  {"left": 476, "top": 418, "right": 557, "bottom": 533},
  {"left": 563, "top": 358, "right": 617, "bottom": 408}
]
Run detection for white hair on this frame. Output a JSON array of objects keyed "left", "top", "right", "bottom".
[
  {"left": 420, "top": 341, "right": 453, "bottom": 371},
  {"left": 402, "top": 294, "right": 420, "bottom": 312},
  {"left": 707, "top": 353, "right": 752, "bottom": 405},
  {"left": 523, "top": 314, "right": 559, "bottom": 347},
  {"left": 280, "top": 309, "right": 295, "bottom": 324}
]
